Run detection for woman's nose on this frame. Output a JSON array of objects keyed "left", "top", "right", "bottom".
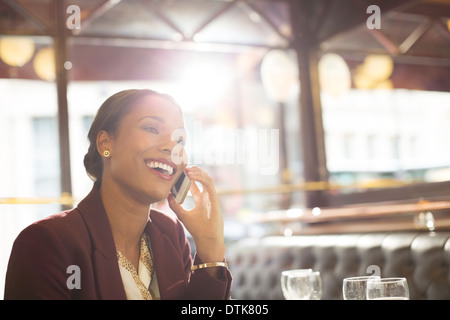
[
  {"left": 158, "top": 129, "right": 187, "bottom": 164},
  {"left": 161, "top": 140, "right": 187, "bottom": 165},
  {"left": 159, "top": 138, "right": 182, "bottom": 155},
  {"left": 159, "top": 141, "right": 176, "bottom": 155}
]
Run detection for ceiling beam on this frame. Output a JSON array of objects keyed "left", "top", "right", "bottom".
[
  {"left": 72, "top": 0, "right": 121, "bottom": 35},
  {"left": 188, "top": 0, "right": 238, "bottom": 41},
  {"left": 242, "top": 0, "right": 291, "bottom": 41},
  {"left": 317, "top": 0, "right": 421, "bottom": 44},
  {"left": 70, "top": 33, "right": 284, "bottom": 54},
  {"left": 2, "top": 0, "right": 52, "bottom": 34},
  {"left": 368, "top": 28, "right": 400, "bottom": 55},
  {"left": 398, "top": 17, "right": 434, "bottom": 54},
  {"left": 140, "top": 0, "right": 185, "bottom": 40},
  {"left": 434, "top": 18, "right": 450, "bottom": 41},
  {"left": 323, "top": 48, "right": 450, "bottom": 67}
]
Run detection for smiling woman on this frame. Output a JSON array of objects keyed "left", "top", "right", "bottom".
[
  {"left": 83, "top": 89, "right": 181, "bottom": 186},
  {"left": 94, "top": 91, "right": 186, "bottom": 206},
  {"left": 4, "top": 89, "right": 232, "bottom": 300}
]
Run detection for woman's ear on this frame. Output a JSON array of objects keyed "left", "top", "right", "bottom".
[{"left": 96, "top": 130, "right": 113, "bottom": 158}]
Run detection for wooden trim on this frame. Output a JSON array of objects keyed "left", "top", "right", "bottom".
[
  {"left": 251, "top": 199, "right": 450, "bottom": 224},
  {"left": 281, "top": 215, "right": 450, "bottom": 235},
  {"left": 249, "top": 198, "right": 450, "bottom": 235},
  {"left": 328, "top": 180, "right": 450, "bottom": 206}
]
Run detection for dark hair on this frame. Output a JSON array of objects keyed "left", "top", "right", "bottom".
[{"left": 83, "top": 89, "right": 180, "bottom": 185}]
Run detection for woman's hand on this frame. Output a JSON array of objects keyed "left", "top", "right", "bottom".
[{"left": 168, "top": 166, "right": 226, "bottom": 268}]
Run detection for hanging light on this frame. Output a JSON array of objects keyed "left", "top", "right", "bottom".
[
  {"left": 318, "top": 53, "right": 351, "bottom": 97},
  {"left": 0, "top": 36, "right": 35, "bottom": 67},
  {"left": 354, "top": 54, "right": 394, "bottom": 89},
  {"left": 362, "top": 54, "right": 393, "bottom": 82},
  {"left": 261, "top": 49, "right": 299, "bottom": 103},
  {"left": 33, "top": 46, "right": 55, "bottom": 81}
]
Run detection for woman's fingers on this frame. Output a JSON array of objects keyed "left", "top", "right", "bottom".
[
  {"left": 186, "top": 166, "right": 219, "bottom": 204},
  {"left": 170, "top": 166, "right": 222, "bottom": 223},
  {"left": 167, "top": 193, "right": 188, "bottom": 216},
  {"left": 188, "top": 177, "right": 202, "bottom": 202}
]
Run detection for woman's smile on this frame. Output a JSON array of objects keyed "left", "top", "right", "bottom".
[{"left": 145, "top": 158, "right": 177, "bottom": 181}]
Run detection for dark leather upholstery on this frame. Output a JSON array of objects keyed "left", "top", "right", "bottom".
[{"left": 226, "top": 232, "right": 450, "bottom": 300}]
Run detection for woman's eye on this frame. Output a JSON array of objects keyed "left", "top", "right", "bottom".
[
  {"left": 176, "top": 136, "right": 184, "bottom": 144},
  {"left": 145, "top": 126, "right": 159, "bottom": 134}
]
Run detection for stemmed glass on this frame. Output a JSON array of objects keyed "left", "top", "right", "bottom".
[
  {"left": 342, "top": 275, "right": 380, "bottom": 300},
  {"left": 281, "top": 269, "right": 312, "bottom": 300},
  {"left": 366, "top": 277, "right": 410, "bottom": 300},
  {"left": 283, "top": 270, "right": 322, "bottom": 300}
]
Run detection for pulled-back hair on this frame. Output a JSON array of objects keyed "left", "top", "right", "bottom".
[{"left": 83, "top": 89, "right": 180, "bottom": 185}]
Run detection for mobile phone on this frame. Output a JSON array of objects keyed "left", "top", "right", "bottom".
[{"left": 171, "top": 171, "right": 192, "bottom": 204}]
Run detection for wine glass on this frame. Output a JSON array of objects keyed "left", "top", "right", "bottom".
[
  {"left": 308, "top": 271, "right": 323, "bottom": 300},
  {"left": 281, "top": 269, "right": 312, "bottom": 300},
  {"left": 366, "top": 277, "right": 410, "bottom": 300},
  {"left": 286, "top": 270, "right": 322, "bottom": 300},
  {"left": 342, "top": 275, "right": 380, "bottom": 300}
]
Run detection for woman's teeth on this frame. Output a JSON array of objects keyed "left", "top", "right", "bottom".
[{"left": 146, "top": 161, "right": 174, "bottom": 176}]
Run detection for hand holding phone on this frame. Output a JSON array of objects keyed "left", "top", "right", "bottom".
[
  {"left": 168, "top": 166, "right": 226, "bottom": 272},
  {"left": 171, "top": 171, "right": 192, "bottom": 204}
]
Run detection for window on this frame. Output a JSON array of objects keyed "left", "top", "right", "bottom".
[
  {"left": 32, "top": 117, "right": 60, "bottom": 197},
  {"left": 322, "top": 89, "right": 450, "bottom": 201},
  {"left": 0, "top": 79, "right": 59, "bottom": 298}
]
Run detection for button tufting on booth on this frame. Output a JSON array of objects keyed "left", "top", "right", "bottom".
[{"left": 227, "top": 232, "right": 450, "bottom": 300}]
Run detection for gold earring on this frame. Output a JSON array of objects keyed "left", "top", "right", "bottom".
[{"left": 103, "top": 150, "right": 111, "bottom": 158}]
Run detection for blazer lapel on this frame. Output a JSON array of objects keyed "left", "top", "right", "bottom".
[
  {"left": 91, "top": 251, "right": 125, "bottom": 299},
  {"left": 146, "top": 216, "right": 188, "bottom": 300},
  {"left": 77, "top": 186, "right": 126, "bottom": 300}
]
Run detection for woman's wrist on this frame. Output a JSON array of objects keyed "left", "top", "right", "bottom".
[{"left": 194, "top": 238, "right": 226, "bottom": 264}]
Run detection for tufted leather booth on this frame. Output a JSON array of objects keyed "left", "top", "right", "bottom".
[{"left": 226, "top": 232, "right": 450, "bottom": 300}]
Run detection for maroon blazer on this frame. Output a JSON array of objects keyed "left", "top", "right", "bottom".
[{"left": 4, "top": 186, "right": 232, "bottom": 300}]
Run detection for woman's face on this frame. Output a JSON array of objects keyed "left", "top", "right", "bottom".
[{"left": 102, "top": 94, "right": 187, "bottom": 204}]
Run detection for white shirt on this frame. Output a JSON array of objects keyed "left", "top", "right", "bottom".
[{"left": 117, "top": 234, "right": 160, "bottom": 300}]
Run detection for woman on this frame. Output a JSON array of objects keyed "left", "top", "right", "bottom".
[{"left": 4, "top": 89, "right": 232, "bottom": 300}]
